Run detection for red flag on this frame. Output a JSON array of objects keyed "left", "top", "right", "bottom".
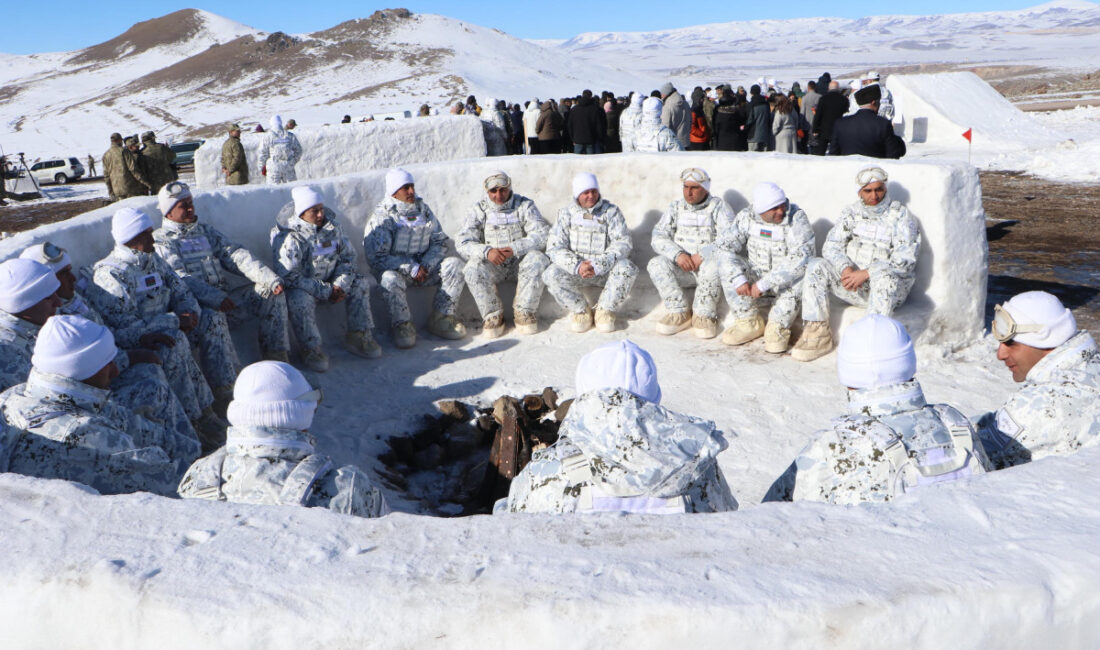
[{"left": 962, "top": 128, "right": 973, "bottom": 142}]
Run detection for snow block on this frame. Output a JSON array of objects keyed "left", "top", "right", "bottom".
[
  {"left": 192, "top": 115, "right": 487, "bottom": 189},
  {"left": 0, "top": 152, "right": 987, "bottom": 347}
]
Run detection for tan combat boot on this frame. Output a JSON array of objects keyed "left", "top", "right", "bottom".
[
  {"left": 656, "top": 310, "right": 692, "bottom": 335},
  {"left": 346, "top": 330, "right": 382, "bottom": 359},
  {"left": 721, "top": 314, "right": 765, "bottom": 346},
  {"left": 594, "top": 308, "right": 617, "bottom": 333},
  {"left": 428, "top": 311, "right": 467, "bottom": 340},
  {"left": 763, "top": 320, "right": 792, "bottom": 354},
  {"left": 481, "top": 311, "right": 505, "bottom": 339},
  {"left": 301, "top": 347, "right": 330, "bottom": 372},
  {"left": 513, "top": 309, "right": 539, "bottom": 335},
  {"left": 692, "top": 315, "right": 719, "bottom": 339},
  {"left": 392, "top": 321, "right": 417, "bottom": 349},
  {"left": 571, "top": 308, "right": 594, "bottom": 333},
  {"left": 790, "top": 320, "right": 834, "bottom": 361}
]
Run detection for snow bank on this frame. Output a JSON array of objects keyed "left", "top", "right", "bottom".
[
  {"left": 192, "top": 115, "right": 487, "bottom": 189},
  {"left": 0, "top": 152, "right": 987, "bottom": 346}
]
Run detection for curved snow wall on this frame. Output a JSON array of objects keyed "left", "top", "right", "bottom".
[
  {"left": 0, "top": 152, "right": 988, "bottom": 346},
  {"left": 192, "top": 115, "right": 487, "bottom": 189}
]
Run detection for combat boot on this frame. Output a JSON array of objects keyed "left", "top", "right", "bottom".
[
  {"left": 193, "top": 407, "right": 228, "bottom": 455},
  {"left": 428, "top": 311, "right": 467, "bottom": 340},
  {"left": 594, "top": 308, "right": 617, "bottom": 333},
  {"left": 514, "top": 309, "right": 538, "bottom": 335},
  {"left": 656, "top": 310, "right": 692, "bottom": 335},
  {"left": 692, "top": 315, "right": 719, "bottom": 339},
  {"left": 346, "top": 330, "right": 382, "bottom": 359},
  {"left": 791, "top": 320, "right": 834, "bottom": 362},
  {"left": 262, "top": 349, "right": 290, "bottom": 363},
  {"left": 481, "top": 311, "right": 505, "bottom": 339},
  {"left": 392, "top": 321, "right": 417, "bottom": 349},
  {"left": 571, "top": 308, "right": 593, "bottom": 333},
  {"left": 764, "top": 320, "right": 792, "bottom": 354},
  {"left": 721, "top": 314, "right": 765, "bottom": 346},
  {"left": 301, "top": 347, "right": 330, "bottom": 372}
]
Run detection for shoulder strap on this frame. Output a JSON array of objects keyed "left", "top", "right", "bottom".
[
  {"left": 560, "top": 452, "right": 689, "bottom": 514},
  {"left": 277, "top": 453, "right": 334, "bottom": 506}
]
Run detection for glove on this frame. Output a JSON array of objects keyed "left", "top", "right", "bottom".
[{"left": 261, "top": 165, "right": 267, "bottom": 176}]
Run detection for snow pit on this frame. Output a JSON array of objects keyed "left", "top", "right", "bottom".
[{"left": 191, "top": 114, "right": 488, "bottom": 189}]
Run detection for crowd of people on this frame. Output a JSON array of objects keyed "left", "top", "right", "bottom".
[{"left": 1, "top": 156, "right": 1097, "bottom": 517}]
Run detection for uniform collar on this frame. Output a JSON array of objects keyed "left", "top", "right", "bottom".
[
  {"left": 0, "top": 309, "right": 41, "bottom": 341},
  {"left": 225, "top": 425, "right": 317, "bottom": 460},
  {"left": 24, "top": 367, "right": 110, "bottom": 412},
  {"left": 483, "top": 194, "right": 517, "bottom": 213},
  {"left": 1026, "top": 331, "right": 1099, "bottom": 383},
  {"left": 846, "top": 380, "right": 926, "bottom": 417},
  {"left": 162, "top": 219, "right": 200, "bottom": 236}
]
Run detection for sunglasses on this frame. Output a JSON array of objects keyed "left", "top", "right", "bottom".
[{"left": 991, "top": 304, "right": 1044, "bottom": 343}]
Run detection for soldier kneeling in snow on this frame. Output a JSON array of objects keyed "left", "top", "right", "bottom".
[
  {"left": 765, "top": 315, "right": 988, "bottom": 505},
  {"left": 502, "top": 340, "right": 738, "bottom": 514},
  {"left": 178, "top": 361, "right": 389, "bottom": 518},
  {"left": 457, "top": 170, "right": 551, "bottom": 338},
  {"left": 975, "top": 291, "right": 1100, "bottom": 469}
]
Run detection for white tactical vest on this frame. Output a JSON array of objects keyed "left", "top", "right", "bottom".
[
  {"left": 96, "top": 252, "right": 172, "bottom": 320},
  {"left": 484, "top": 209, "right": 527, "bottom": 249},
  {"left": 673, "top": 208, "right": 716, "bottom": 254},
  {"left": 845, "top": 203, "right": 906, "bottom": 270},
  {"left": 391, "top": 211, "right": 435, "bottom": 256},
  {"left": 569, "top": 210, "right": 611, "bottom": 257},
  {"left": 746, "top": 219, "right": 793, "bottom": 271},
  {"left": 174, "top": 233, "right": 223, "bottom": 288}
]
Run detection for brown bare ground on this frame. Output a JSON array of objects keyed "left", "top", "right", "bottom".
[{"left": 67, "top": 9, "right": 207, "bottom": 66}]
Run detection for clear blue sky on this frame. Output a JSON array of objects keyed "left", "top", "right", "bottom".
[{"left": 1, "top": 0, "right": 1059, "bottom": 54}]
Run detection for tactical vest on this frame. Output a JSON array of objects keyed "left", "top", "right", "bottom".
[
  {"left": 568, "top": 209, "right": 611, "bottom": 257},
  {"left": 561, "top": 453, "right": 689, "bottom": 514},
  {"left": 484, "top": 209, "right": 527, "bottom": 249},
  {"left": 173, "top": 232, "right": 224, "bottom": 289},
  {"left": 746, "top": 219, "right": 792, "bottom": 272},
  {"left": 866, "top": 402, "right": 981, "bottom": 495},
  {"left": 845, "top": 203, "right": 904, "bottom": 270},
  {"left": 672, "top": 206, "right": 715, "bottom": 255},
  {"left": 309, "top": 233, "right": 342, "bottom": 280},
  {"left": 97, "top": 257, "right": 171, "bottom": 319},
  {"left": 390, "top": 211, "right": 434, "bottom": 255}
]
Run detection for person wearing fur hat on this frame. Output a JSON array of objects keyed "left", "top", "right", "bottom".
[
  {"left": 543, "top": 172, "right": 638, "bottom": 333},
  {"left": 791, "top": 165, "right": 920, "bottom": 362},
  {"left": 829, "top": 84, "right": 906, "bottom": 159},
  {"left": 633, "top": 97, "right": 683, "bottom": 153},
  {"left": 975, "top": 292, "right": 1100, "bottom": 469},
  {"left": 363, "top": 168, "right": 467, "bottom": 348},
  {"left": 0, "top": 258, "right": 64, "bottom": 391},
  {"left": 0, "top": 315, "right": 190, "bottom": 496},
  {"left": 154, "top": 181, "right": 290, "bottom": 368},
  {"left": 647, "top": 167, "right": 735, "bottom": 339},
  {"left": 221, "top": 123, "right": 249, "bottom": 185},
  {"left": 270, "top": 185, "right": 379, "bottom": 371},
  {"left": 139, "top": 130, "right": 178, "bottom": 193},
  {"left": 765, "top": 315, "right": 988, "bottom": 505},
  {"left": 456, "top": 171, "right": 551, "bottom": 338},
  {"left": 177, "top": 361, "right": 389, "bottom": 518},
  {"left": 90, "top": 207, "right": 227, "bottom": 452},
  {"left": 503, "top": 339, "right": 738, "bottom": 514},
  {"left": 258, "top": 114, "right": 302, "bottom": 184},
  {"left": 715, "top": 182, "right": 816, "bottom": 353}
]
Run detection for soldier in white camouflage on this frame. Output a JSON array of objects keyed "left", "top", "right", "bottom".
[
  {"left": 503, "top": 340, "right": 737, "bottom": 514},
  {"left": 154, "top": 182, "right": 290, "bottom": 373},
  {"left": 178, "top": 360, "right": 389, "bottom": 518},
  {"left": 89, "top": 207, "right": 227, "bottom": 452},
  {"left": 258, "top": 115, "right": 302, "bottom": 184},
  {"left": 765, "top": 315, "right": 988, "bottom": 505},
  {"left": 975, "top": 291, "right": 1100, "bottom": 469},
  {"left": 715, "top": 182, "right": 816, "bottom": 353},
  {"left": 456, "top": 171, "right": 551, "bottom": 338},
  {"left": 543, "top": 172, "right": 638, "bottom": 333},
  {"left": 618, "top": 92, "right": 644, "bottom": 153},
  {"left": 0, "top": 315, "right": 195, "bottom": 496},
  {"left": 363, "top": 168, "right": 467, "bottom": 349},
  {"left": 647, "top": 167, "right": 733, "bottom": 340},
  {"left": 270, "top": 186, "right": 379, "bottom": 372},
  {"left": 633, "top": 97, "right": 684, "bottom": 153},
  {"left": 791, "top": 165, "right": 921, "bottom": 362}
]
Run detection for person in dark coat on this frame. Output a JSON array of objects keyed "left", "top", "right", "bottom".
[
  {"left": 568, "top": 90, "right": 606, "bottom": 154},
  {"left": 829, "top": 85, "right": 907, "bottom": 159},
  {"left": 743, "top": 85, "right": 771, "bottom": 152},
  {"left": 713, "top": 91, "right": 748, "bottom": 151},
  {"left": 811, "top": 80, "right": 849, "bottom": 155},
  {"left": 509, "top": 104, "right": 525, "bottom": 154}
]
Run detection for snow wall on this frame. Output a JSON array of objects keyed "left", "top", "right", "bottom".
[
  {"left": 0, "top": 152, "right": 987, "bottom": 347},
  {"left": 887, "top": 71, "right": 1058, "bottom": 149},
  {"left": 192, "top": 114, "right": 487, "bottom": 189}
]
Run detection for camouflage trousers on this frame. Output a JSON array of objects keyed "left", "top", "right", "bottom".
[
  {"left": 379, "top": 257, "right": 465, "bottom": 324},
  {"left": 286, "top": 276, "right": 373, "bottom": 351},
  {"left": 154, "top": 329, "right": 214, "bottom": 420},
  {"left": 462, "top": 251, "right": 550, "bottom": 318},
  {"left": 801, "top": 258, "right": 913, "bottom": 322},
  {"left": 112, "top": 362, "right": 199, "bottom": 456},
  {"left": 265, "top": 162, "right": 297, "bottom": 185},
  {"left": 542, "top": 258, "right": 638, "bottom": 313},
  {"left": 646, "top": 255, "right": 722, "bottom": 319},
  {"left": 719, "top": 254, "right": 802, "bottom": 328},
  {"left": 190, "top": 308, "right": 241, "bottom": 393},
  {"left": 224, "top": 284, "right": 291, "bottom": 355}
]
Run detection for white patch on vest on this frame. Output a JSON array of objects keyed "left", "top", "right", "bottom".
[
  {"left": 995, "top": 408, "right": 1023, "bottom": 438},
  {"left": 179, "top": 236, "right": 211, "bottom": 255}
]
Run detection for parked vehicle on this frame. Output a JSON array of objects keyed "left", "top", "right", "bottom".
[
  {"left": 29, "top": 157, "right": 85, "bottom": 184},
  {"left": 170, "top": 140, "right": 205, "bottom": 168}
]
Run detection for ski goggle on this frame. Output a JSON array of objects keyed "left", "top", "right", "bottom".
[
  {"left": 680, "top": 167, "right": 711, "bottom": 185},
  {"left": 40, "top": 241, "right": 67, "bottom": 265},
  {"left": 991, "top": 304, "right": 1044, "bottom": 343},
  {"left": 163, "top": 181, "right": 190, "bottom": 200},
  {"left": 296, "top": 387, "right": 324, "bottom": 404},
  {"left": 856, "top": 166, "right": 888, "bottom": 187}
]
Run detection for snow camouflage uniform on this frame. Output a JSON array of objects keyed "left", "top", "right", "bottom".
[
  {"left": 543, "top": 198, "right": 638, "bottom": 313},
  {"left": 618, "top": 101, "right": 642, "bottom": 152},
  {"left": 647, "top": 194, "right": 734, "bottom": 320},
  {"left": 717, "top": 204, "right": 816, "bottom": 327},
  {"left": 155, "top": 219, "right": 290, "bottom": 361},
  {"left": 504, "top": 388, "right": 738, "bottom": 514},
  {"left": 634, "top": 112, "right": 684, "bottom": 153},
  {"left": 456, "top": 193, "right": 551, "bottom": 319},
  {"left": 765, "top": 380, "right": 988, "bottom": 505},
  {"left": 362, "top": 196, "right": 465, "bottom": 324},
  {"left": 177, "top": 425, "right": 389, "bottom": 518},
  {"left": 0, "top": 368, "right": 196, "bottom": 496},
  {"left": 802, "top": 197, "right": 920, "bottom": 322},
  {"left": 89, "top": 246, "right": 215, "bottom": 419},
  {"left": 481, "top": 99, "right": 511, "bottom": 156},
  {"left": 270, "top": 204, "right": 373, "bottom": 351},
  {"left": 258, "top": 118, "right": 302, "bottom": 185},
  {"left": 976, "top": 331, "right": 1100, "bottom": 469}
]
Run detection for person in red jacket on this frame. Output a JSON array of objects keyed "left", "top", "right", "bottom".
[{"left": 688, "top": 101, "right": 711, "bottom": 150}]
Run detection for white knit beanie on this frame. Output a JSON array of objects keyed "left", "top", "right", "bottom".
[
  {"left": 575, "top": 339, "right": 662, "bottom": 404},
  {"left": 0, "top": 258, "right": 61, "bottom": 314},
  {"left": 157, "top": 181, "right": 192, "bottom": 217},
  {"left": 269, "top": 114, "right": 283, "bottom": 132},
  {"left": 19, "top": 241, "right": 71, "bottom": 273},
  {"left": 227, "top": 361, "right": 319, "bottom": 431},
  {"left": 111, "top": 207, "right": 154, "bottom": 245},
  {"left": 753, "top": 182, "right": 787, "bottom": 215},
  {"left": 1001, "top": 291, "right": 1077, "bottom": 349},
  {"left": 837, "top": 315, "right": 917, "bottom": 390},
  {"left": 572, "top": 172, "right": 599, "bottom": 199},
  {"left": 291, "top": 186, "right": 324, "bottom": 217},
  {"left": 32, "top": 314, "right": 118, "bottom": 381},
  {"left": 385, "top": 168, "right": 415, "bottom": 197},
  {"left": 642, "top": 97, "right": 663, "bottom": 115}
]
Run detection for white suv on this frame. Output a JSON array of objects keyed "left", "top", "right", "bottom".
[{"left": 29, "top": 157, "right": 85, "bottom": 185}]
